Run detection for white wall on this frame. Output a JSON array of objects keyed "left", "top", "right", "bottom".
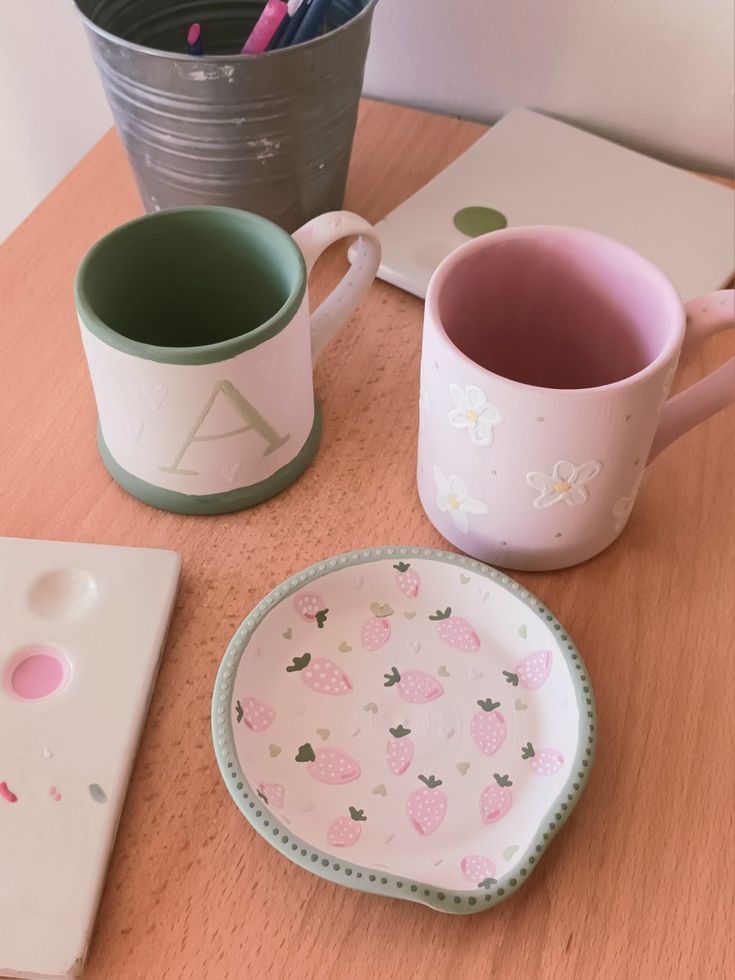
[
  {"left": 0, "top": 1, "right": 113, "bottom": 242},
  {"left": 1, "top": 0, "right": 733, "bottom": 242},
  {"left": 364, "top": 0, "right": 735, "bottom": 175}
]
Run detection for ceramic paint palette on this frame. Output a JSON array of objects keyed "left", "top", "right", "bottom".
[
  {"left": 0, "top": 537, "right": 180, "bottom": 979},
  {"left": 213, "top": 547, "right": 596, "bottom": 913},
  {"left": 369, "top": 108, "right": 735, "bottom": 299}
]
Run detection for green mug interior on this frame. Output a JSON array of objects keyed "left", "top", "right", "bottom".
[{"left": 75, "top": 207, "right": 306, "bottom": 363}]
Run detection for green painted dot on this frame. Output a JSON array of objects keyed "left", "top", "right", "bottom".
[
  {"left": 453, "top": 206, "right": 508, "bottom": 238},
  {"left": 469, "top": 897, "right": 477, "bottom": 906},
  {"left": 369, "top": 875, "right": 376, "bottom": 882},
  {"left": 333, "top": 863, "right": 340, "bottom": 871},
  {"left": 321, "top": 859, "right": 329, "bottom": 866},
  {"left": 454, "top": 896, "right": 461, "bottom": 904},
  {"left": 510, "top": 878, "right": 517, "bottom": 886},
  {"left": 410, "top": 885, "right": 418, "bottom": 892},
  {"left": 424, "top": 889, "right": 431, "bottom": 896},
  {"left": 396, "top": 881, "right": 403, "bottom": 888},
  {"left": 437, "top": 892, "right": 446, "bottom": 900},
  {"left": 345, "top": 869, "right": 353, "bottom": 876},
  {"left": 497, "top": 888, "right": 505, "bottom": 896}
]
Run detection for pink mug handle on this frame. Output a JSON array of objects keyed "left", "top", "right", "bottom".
[{"left": 648, "top": 289, "right": 734, "bottom": 461}]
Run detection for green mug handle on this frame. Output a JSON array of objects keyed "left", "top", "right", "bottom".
[{"left": 292, "top": 211, "right": 382, "bottom": 361}]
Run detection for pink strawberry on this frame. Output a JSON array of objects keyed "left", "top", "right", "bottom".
[
  {"left": 295, "top": 742, "right": 361, "bottom": 784},
  {"left": 286, "top": 653, "right": 352, "bottom": 695},
  {"left": 429, "top": 607, "right": 480, "bottom": 652},
  {"left": 386, "top": 725, "right": 414, "bottom": 775},
  {"left": 327, "top": 806, "right": 367, "bottom": 847},
  {"left": 470, "top": 698, "right": 507, "bottom": 755},
  {"left": 236, "top": 697, "right": 275, "bottom": 732},
  {"left": 360, "top": 603, "right": 393, "bottom": 650},
  {"left": 383, "top": 666, "right": 443, "bottom": 703},
  {"left": 393, "top": 561, "right": 420, "bottom": 598},
  {"left": 293, "top": 593, "right": 329, "bottom": 628},
  {"left": 256, "top": 782, "right": 285, "bottom": 807},
  {"left": 460, "top": 854, "right": 497, "bottom": 888},
  {"left": 521, "top": 741, "right": 564, "bottom": 775},
  {"left": 503, "top": 650, "right": 552, "bottom": 689},
  {"left": 479, "top": 773, "right": 513, "bottom": 823},
  {"left": 407, "top": 774, "right": 447, "bottom": 836}
]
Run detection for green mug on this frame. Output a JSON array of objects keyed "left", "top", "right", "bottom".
[{"left": 75, "top": 206, "right": 381, "bottom": 514}]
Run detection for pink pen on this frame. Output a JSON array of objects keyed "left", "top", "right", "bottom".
[{"left": 242, "top": 0, "right": 288, "bottom": 53}]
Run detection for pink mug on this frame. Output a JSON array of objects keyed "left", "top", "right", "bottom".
[{"left": 417, "top": 225, "right": 734, "bottom": 571}]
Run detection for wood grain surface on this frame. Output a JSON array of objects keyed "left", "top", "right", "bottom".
[{"left": 1, "top": 100, "right": 733, "bottom": 980}]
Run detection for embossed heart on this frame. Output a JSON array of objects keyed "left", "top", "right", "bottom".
[
  {"left": 477, "top": 588, "right": 490, "bottom": 602},
  {"left": 518, "top": 624, "right": 528, "bottom": 639},
  {"left": 338, "top": 641, "right": 352, "bottom": 652},
  {"left": 406, "top": 641, "right": 421, "bottom": 654},
  {"left": 221, "top": 462, "right": 241, "bottom": 485},
  {"left": 268, "top": 744, "right": 281, "bottom": 757},
  {"left": 456, "top": 762, "right": 470, "bottom": 775},
  {"left": 438, "top": 665, "right": 450, "bottom": 677},
  {"left": 125, "top": 417, "right": 143, "bottom": 444},
  {"left": 316, "top": 728, "right": 330, "bottom": 741},
  {"left": 140, "top": 380, "right": 167, "bottom": 410},
  {"left": 282, "top": 628, "right": 292, "bottom": 640},
  {"left": 364, "top": 702, "right": 378, "bottom": 713},
  {"left": 503, "top": 845, "right": 520, "bottom": 861},
  {"left": 460, "top": 573, "right": 470, "bottom": 584},
  {"left": 372, "top": 784, "right": 387, "bottom": 796},
  {"left": 370, "top": 602, "right": 393, "bottom": 618},
  {"left": 467, "top": 667, "right": 483, "bottom": 680},
  {"left": 515, "top": 699, "right": 528, "bottom": 711},
  {"left": 403, "top": 611, "right": 417, "bottom": 619}
]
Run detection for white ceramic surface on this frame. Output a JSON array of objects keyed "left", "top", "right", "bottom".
[
  {"left": 213, "top": 548, "right": 596, "bottom": 913},
  {"left": 0, "top": 537, "right": 180, "bottom": 979}
]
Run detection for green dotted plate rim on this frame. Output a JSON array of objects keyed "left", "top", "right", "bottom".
[{"left": 210, "top": 546, "right": 597, "bottom": 914}]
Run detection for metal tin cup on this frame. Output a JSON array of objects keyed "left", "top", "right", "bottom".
[{"left": 73, "top": 0, "right": 378, "bottom": 230}]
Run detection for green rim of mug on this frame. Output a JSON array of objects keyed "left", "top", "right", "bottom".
[
  {"left": 95, "top": 405, "right": 321, "bottom": 514},
  {"left": 74, "top": 206, "right": 307, "bottom": 366}
]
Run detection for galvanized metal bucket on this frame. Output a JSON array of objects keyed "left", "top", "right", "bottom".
[{"left": 74, "top": 0, "right": 377, "bottom": 230}]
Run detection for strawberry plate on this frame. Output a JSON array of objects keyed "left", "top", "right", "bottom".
[{"left": 212, "top": 547, "right": 596, "bottom": 914}]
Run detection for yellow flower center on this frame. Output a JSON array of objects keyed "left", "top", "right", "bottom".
[
  {"left": 447, "top": 494, "right": 460, "bottom": 510},
  {"left": 466, "top": 410, "right": 479, "bottom": 424},
  {"left": 553, "top": 480, "right": 572, "bottom": 493}
]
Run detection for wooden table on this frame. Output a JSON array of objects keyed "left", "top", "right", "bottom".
[{"left": 2, "top": 100, "right": 733, "bottom": 980}]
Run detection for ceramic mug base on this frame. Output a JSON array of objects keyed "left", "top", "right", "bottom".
[{"left": 95, "top": 402, "right": 322, "bottom": 515}]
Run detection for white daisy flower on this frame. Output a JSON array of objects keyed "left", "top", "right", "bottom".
[
  {"left": 526, "top": 459, "right": 602, "bottom": 509},
  {"left": 448, "top": 384, "right": 503, "bottom": 447},
  {"left": 612, "top": 496, "right": 635, "bottom": 533},
  {"left": 433, "top": 466, "right": 489, "bottom": 532}
]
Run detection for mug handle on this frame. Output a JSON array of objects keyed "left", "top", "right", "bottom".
[
  {"left": 648, "top": 289, "right": 734, "bottom": 461},
  {"left": 292, "top": 212, "right": 382, "bottom": 362}
]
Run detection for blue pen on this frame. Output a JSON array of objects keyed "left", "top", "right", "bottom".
[
  {"left": 291, "top": 0, "right": 334, "bottom": 44},
  {"left": 275, "top": 0, "right": 313, "bottom": 47}
]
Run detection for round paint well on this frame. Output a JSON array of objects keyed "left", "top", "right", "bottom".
[
  {"left": 4, "top": 645, "right": 71, "bottom": 701},
  {"left": 28, "top": 567, "right": 97, "bottom": 621}
]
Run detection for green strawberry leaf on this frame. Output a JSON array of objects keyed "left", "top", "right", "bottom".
[
  {"left": 521, "top": 742, "right": 535, "bottom": 759},
  {"left": 418, "top": 774, "right": 443, "bottom": 789},
  {"left": 393, "top": 562, "right": 410, "bottom": 572},
  {"left": 478, "top": 877, "right": 497, "bottom": 889},
  {"left": 286, "top": 653, "right": 312, "bottom": 673},
  {"left": 493, "top": 773, "right": 513, "bottom": 787},
  {"left": 502, "top": 671, "right": 519, "bottom": 686},
  {"left": 477, "top": 698, "right": 501, "bottom": 712},
  {"left": 428, "top": 607, "right": 452, "bottom": 621},
  {"left": 389, "top": 725, "right": 411, "bottom": 738},
  {"left": 383, "top": 667, "right": 401, "bottom": 687},
  {"left": 295, "top": 743, "right": 316, "bottom": 763},
  {"left": 349, "top": 806, "right": 367, "bottom": 822},
  {"left": 235, "top": 700, "right": 243, "bottom": 723},
  {"left": 315, "top": 609, "right": 329, "bottom": 629}
]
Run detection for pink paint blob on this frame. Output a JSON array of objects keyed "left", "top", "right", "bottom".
[{"left": 8, "top": 646, "right": 70, "bottom": 700}]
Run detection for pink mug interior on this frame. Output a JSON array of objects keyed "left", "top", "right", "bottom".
[{"left": 431, "top": 226, "right": 684, "bottom": 390}]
